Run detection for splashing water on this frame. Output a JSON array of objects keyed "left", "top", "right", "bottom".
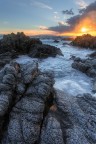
[{"left": 16, "top": 39, "right": 94, "bottom": 96}]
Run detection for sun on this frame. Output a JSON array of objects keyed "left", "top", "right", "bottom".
[{"left": 81, "top": 27, "right": 88, "bottom": 33}]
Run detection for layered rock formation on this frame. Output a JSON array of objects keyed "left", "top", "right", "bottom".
[{"left": 0, "top": 60, "right": 95, "bottom": 144}]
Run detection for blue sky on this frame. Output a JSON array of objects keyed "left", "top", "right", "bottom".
[{"left": 0, "top": 0, "right": 95, "bottom": 35}]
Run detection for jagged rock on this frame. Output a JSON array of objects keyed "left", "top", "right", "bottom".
[
  {"left": 72, "top": 57, "right": 96, "bottom": 78},
  {"left": 88, "top": 51, "right": 96, "bottom": 58},
  {"left": 0, "top": 59, "right": 96, "bottom": 144},
  {"left": 0, "top": 32, "right": 42, "bottom": 54},
  {"left": 71, "top": 34, "right": 96, "bottom": 49},
  {"left": 29, "top": 44, "right": 63, "bottom": 58},
  {"left": 54, "top": 40, "right": 59, "bottom": 43},
  {"left": 0, "top": 32, "right": 63, "bottom": 62},
  {"left": 0, "top": 60, "right": 54, "bottom": 144}
]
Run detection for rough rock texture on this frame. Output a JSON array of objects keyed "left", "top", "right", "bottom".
[
  {"left": 0, "top": 60, "right": 95, "bottom": 143},
  {"left": 71, "top": 34, "right": 96, "bottom": 49},
  {"left": 88, "top": 51, "right": 96, "bottom": 58},
  {"left": 29, "top": 44, "right": 63, "bottom": 58},
  {"left": 72, "top": 57, "right": 96, "bottom": 78},
  {"left": 40, "top": 90, "right": 96, "bottom": 144},
  {"left": 0, "top": 60, "right": 54, "bottom": 144},
  {"left": 0, "top": 32, "right": 63, "bottom": 68},
  {"left": 0, "top": 32, "right": 42, "bottom": 55}
]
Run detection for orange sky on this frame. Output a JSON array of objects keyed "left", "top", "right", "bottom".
[{"left": 0, "top": 17, "right": 96, "bottom": 36}]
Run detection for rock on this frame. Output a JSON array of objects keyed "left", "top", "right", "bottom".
[
  {"left": 88, "top": 51, "right": 96, "bottom": 58},
  {"left": 92, "top": 79, "right": 96, "bottom": 93},
  {"left": 0, "top": 32, "right": 63, "bottom": 59},
  {"left": 40, "top": 114, "right": 64, "bottom": 144},
  {"left": 72, "top": 56, "right": 96, "bottom": 78},
  {"left": 54, "top": 40, "right": 59, "bottom": 43},
  {"left": 51, "top": 90, "right": 96, "bottom": 144},
  {"left": 29, "top": 44, "right": 63, "bottom": 58},
  {"left": 0, "top": 60, "right": 54, "bottom": 143},
  {"left": 71, "top": 34, "right": 96, "bottom": 49},
  {"left": 0, "top": 32, "right": 42, "bottom": 55}
]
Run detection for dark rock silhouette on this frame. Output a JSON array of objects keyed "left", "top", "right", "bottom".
[
  {"left": 29, "top": 44, "right": 63, "bottom": 58},
  {"left": 0, "top": 32, "right": 63, "bottom": 68},
  {"left": 71, "top": 34, "right": 96, "bottom": 49},
  {"left": 88, "top": 51, "right": 96, "bottom": 58}
]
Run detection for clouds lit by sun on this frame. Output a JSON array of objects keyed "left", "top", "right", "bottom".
[{"left": 81, "top": 27, "right": 89, "bottom": 33}]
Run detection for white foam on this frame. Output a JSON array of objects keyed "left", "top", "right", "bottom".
[{"left": 16, "top": 39, "right": 94, "bottom": 96}]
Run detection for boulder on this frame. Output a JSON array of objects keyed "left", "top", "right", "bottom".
[
  {"left": 72, "top": 56, "right": 96, "bottom": 78},
  {"left": 71, "top": 34, "right": 96, "bottom": 49},
  {"left": 88, "top": 51, "right": 96, "bottom": 58},
  {"left": 0, "top": 32, "right": 63, "bottom": 60},
  {"left": 29, "top": 44, "right": 63, "bottom": 58}
]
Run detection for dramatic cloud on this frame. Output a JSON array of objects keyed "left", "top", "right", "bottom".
[
  {"left": 48, "top": 1, "right": 96, "bottom": 34},
  {"left": 76, "top": 0, "right": 88, "bottom": 9},
  {"left": 62, "top": 9, "right": 74, "bottom": 15},
  {"left": 31, "top": 1, "right": 53, "bottom": 10}
]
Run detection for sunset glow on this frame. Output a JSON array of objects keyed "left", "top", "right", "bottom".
[
  {"left": 0, "top": 0, "right": 96, "bottom": 36},
  {"left": 81, "top": 27, "right": 88, "bottom": 33}
]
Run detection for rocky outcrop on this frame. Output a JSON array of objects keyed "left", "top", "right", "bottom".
[
  {"left": 72, "top": 57, "right": 96, "bottom": 78},
  {"left": 0, "top": 60, "right": 54, "bottom": 143},
  {"left": 0, "top": 32, "right": 63, "bottom": 67},
  {"left": 0, "top": 32, "right": 42, "bottom": 55},
  {"left": 40, "top": 90, "right": 96, "bottom": 144},
  {"left": 0, "top": 60, "right": 95, "bottom": 144},
  {"left": 88, "top": 51, "right": 96, "bottom": 58},
  {"left": 71, "top": 34, "right": 96, "bottom": 49},
  {"left": 29, "top": 44, "right": 63, "bottom": 58}
]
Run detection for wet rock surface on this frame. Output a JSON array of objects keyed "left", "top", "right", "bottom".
[
  {"left": 29, "top": 44, "right": 63, "bottom": 58},
  {"left": 0, "top": 60, "right": 54, "bottom": 143},
  {"left": 0, "top": 60, "right": 95, "bottom": 144},
  {"left": 72, "top": 56, "right": 96, "bottom": 78},
  {"left": 40, "top": 90, "right": 96, "bottom": 144},
  {"left": 0, "top": 32, "right": 63, "bottom": 68},
  {"left": 71, "top": 34, "right": 96, "bottom": 49}
]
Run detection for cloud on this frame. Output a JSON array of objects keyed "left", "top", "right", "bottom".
[
  {"left": 58, "top": 21, "right": 69, "bottom": 26},
  {"left": 48, "top": 1, "right": 96, "bottom": 33},
  {"left": 76, "top": 0, "right": 88, "bottom": 9},
  {"left": 39, "top": 25, "right": 48, "bottom": 30},
  {"left": 54, "top": 15, "right": 60, "bottom": 19},
  {"left": 62, "top": 9, "right": 74, "bottom": 15},
  {"left": 31, "top": 1, "right": 53, "bottom": 10},
  {"left": 54, "top": 12, "right": 58, "bottom": 14}
]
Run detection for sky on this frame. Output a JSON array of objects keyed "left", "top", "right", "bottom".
[{"left": 0, "top": 0, "right": 96, "bottom": 36}]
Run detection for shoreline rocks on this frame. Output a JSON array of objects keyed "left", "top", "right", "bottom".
[
  {"left": 0, "top": 32, "right": 63, "bottom": 68},
  {"left": 0, "top": 61, "right": 95, "bottom": 143},
  {"left": 71, "top": 34, "right": 96, "bottom": 49},
  {"left": 72, "top": 56, "right": 96, "bottom": 78}
]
